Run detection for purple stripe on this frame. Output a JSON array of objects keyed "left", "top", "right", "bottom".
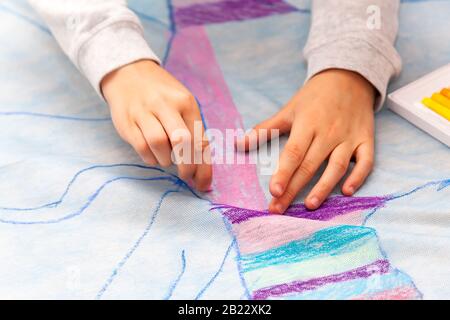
[
  {"left": 174, "top": 0, "right": 298, "bottom": 27},
  {"left": 252, "top": 259, "right": 391, "bottom": 300},
  {"left": 215, "top": 205, "right": 267, "bottom": 224},
  {"left": 284, "top": 196, "right": 388, "bottom": 221},
  {"left": 217, "top": 195, "right": 388, "bottom": 224}
]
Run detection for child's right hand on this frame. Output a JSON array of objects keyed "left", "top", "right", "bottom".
[{"left": 101, "top": 60, "right": 212, "bottom": 191}]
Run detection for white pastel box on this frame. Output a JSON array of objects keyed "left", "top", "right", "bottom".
[{"left": 388, "top": 64, "right": 450, "bottom": 147}]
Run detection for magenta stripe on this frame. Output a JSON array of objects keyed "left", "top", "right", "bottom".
[
  {"left": 174, "top": 0, "right": 298, "bottom": 27},
  {"left": 217, "top": 195, "right": 388, "bottom": 224},
  {"left": 252, "top": 259, "right": 391, "bottom": 300},
  {"left": 166, "top": 27, "right": 267, "bottom": 210}
]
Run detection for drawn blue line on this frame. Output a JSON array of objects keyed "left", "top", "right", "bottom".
[
  {"left": 362, "top": 205, "right": 424, "bottom": 299},
  {"left": 194, "top": 239, "right": 235, "bottom": 300},
  {"left": 361, "top": 178, "right": 450, "bottom": 299},
  {"left": 0, "top": 176, "right": 177, "bottom": 225},
  {"left": 96, "top": 186, "right": 181, "bottom": 299},
  {"left": 363, "top": 178, "right": 450, "bottom": 225},
  {"left": 0, "top": 3, "right": 51, "bottom": 35},
  {"left": 219, "top": 214, "right": 251, "bottom": 299},
  {"left": 164, "top": 249, "right": 187, "bottom": 300},
  {"left": 388, "top": 179, "right": 450, "bottom": 201},
  {"left": 132, "top": 8, "right": 169, "bottom": 28},
  {"left": 162, "top": 0, "right": 177, "bottom": 65},
  {"left": 0, "top": 111, "right": 111, "bottom": 122},
  {"left": 0, "top": 163, "right": 201, "bottom": 212}
]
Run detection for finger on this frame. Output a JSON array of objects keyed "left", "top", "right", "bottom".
[
  {"left": 269, "top": 138, "right": 330, "bottom": 214},
  {"left": 183, "top": 103, "right": 212, "bottom": 191},
  {"left": 269, "top": 120, "right": 314, "bottom": 198},
  {"left": 193, "top": 146, "right": 213, "bottom": 191},
  {"left": 342, "top": 141, "right": 374, "bottom": 196},
  {"left": 305, "top": 144, "right": 353, "bottom": 210},
  {"left": 156, "top": 109, "right": 195, "bottom": 181},
  {"left": 137, "top": 115, "right": 173, "bottom": 167},
  {"left": 235, "top": 109, "right": 292, "bottom": 152},
  {"left": 128, "top": 126, "right": 158, "bottom": 166},
  {"left": 156, "top": 110, "right": 191, "bottom": 147}
]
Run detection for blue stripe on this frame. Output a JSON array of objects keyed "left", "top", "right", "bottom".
[{"left": 240, "top": 225, "right": 376, "bottom": 273}]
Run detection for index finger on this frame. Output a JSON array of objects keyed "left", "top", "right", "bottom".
[
  {"left": 183, "top": 101, "right": 212, "bottom": 192},
  {"left": 156, "top": 109, "right": 196, "bottom": 182},
  {"left": 270, "top": 121, "right": 313, "bottom": 197},
  {"left": 270, "top": 138, "right": 330, "bottom": 214}
]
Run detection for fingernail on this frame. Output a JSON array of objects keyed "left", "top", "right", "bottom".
[
  {"left": 269, "top": 201, "right": 283, "bottom": 214},
  {"left": 273, "top": 183, "right": 284, "bottom": 197},
  {"left": 275, "top": 203, "right": 284, "bottom": 214},
  {"left": 309, "top": 196, "right": 320, "bottom": 208},
  {"left": 348, "top": 186, "right": 355, "bottom": 195}
]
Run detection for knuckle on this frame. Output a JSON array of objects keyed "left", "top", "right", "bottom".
[
  {"left": 283, "top": 188, "right": 297, "bottom": 201},
  {"left": 298, "top": 159, "right": 315, "bottom": 178},
  {"left": 285, "top": 144, "right": 303, "bottom": 162},
  {"left": 175, "top": 90, "right": 195, "bottom": 108},
  {"left": 172, "top": 129, "right": 191, "bottom": 145},
  {"left": 148, "top": 134, "right": 168, "bottom": 149},
  {"left": 332, "top": 160, "right": 348, "bottom": 173}
]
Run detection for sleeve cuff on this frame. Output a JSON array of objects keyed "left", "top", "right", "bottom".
[
  {"left": 77, "top": 21, "right": 161, "bottom": 98},
  {"left": 304, "top": 38, "right": 402, "bottom": 112}
]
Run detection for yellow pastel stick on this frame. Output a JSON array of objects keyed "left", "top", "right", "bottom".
[
  {"left": 431, "top": 93, "right": 450, "bottom": 109},
  {"left": 422, "top": 97, "right": 450, "bottom": 121},
  {"left": 441, "top": 88, "right": 450, "bottom": 100}
]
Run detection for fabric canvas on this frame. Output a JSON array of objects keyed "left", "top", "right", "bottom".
[{"left": 0, "top": 0, "right": 449, "bottom": 299}]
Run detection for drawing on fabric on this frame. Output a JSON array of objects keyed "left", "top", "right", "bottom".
[{"left": 0, "top": 0, "right": 449, "bottom": 300}]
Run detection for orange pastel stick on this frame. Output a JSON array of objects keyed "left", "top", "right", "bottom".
[
  {"left": 431, "top": 93, "right": 450, "bottom": 109},
  {"left": 440, "top": 88, "right": 450, "bottom": 99}
]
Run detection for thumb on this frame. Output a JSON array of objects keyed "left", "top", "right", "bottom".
[{"left": 235, "top": 109, "right": 292, "bottom": 152}]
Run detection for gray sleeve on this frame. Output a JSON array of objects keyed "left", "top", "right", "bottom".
[
  {"left": 28, "top": 0, "right": 161, "bottom": 97},
  {"left": 304, "top": 0, "right": 402, "bottom": 111}
]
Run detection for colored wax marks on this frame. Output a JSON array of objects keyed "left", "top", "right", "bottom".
[
  {"left": 218, "top": 196, "right": 421, "bottom": 300},
  {"left": 422, "top": 88, "right": 450, "bottom": 121},
  {"left": 166, "top": 0, "right": 423, "bottom": 300},
  {"left": 388, "top": 63, "right": 450, "bottom": 147}
]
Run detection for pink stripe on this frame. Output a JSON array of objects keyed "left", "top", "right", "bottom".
[
  {"left": 235, "top": 210, "right": 365, "bottom": 255},
  {"left": 165, "top": 27, "right": 267, "bottom": 210},
  {"left": 352, "top": 286, "right": 420, "bottom": 300}
]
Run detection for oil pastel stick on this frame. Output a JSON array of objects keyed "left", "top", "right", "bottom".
[
  {"left": 431, "top": 93, "right": 450, "bottom": 110},
  {"left": 422, "top": 97, "right": 450, "bottom": 121},
  {"left": 440, "top": 88, "right": 450, "bottom": 99}
]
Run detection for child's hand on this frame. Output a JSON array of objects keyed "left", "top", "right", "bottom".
[
  {"left": 237, "top": 69, "right": 376, "bottom": 213},
  {"left": 101, "top": 60, "right": 212, "bottom": 191}
]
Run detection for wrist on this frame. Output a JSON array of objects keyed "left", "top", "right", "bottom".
[
  {"left": 311, "top": 69, "right": 376, "bottom": 106},
  {"left": 101, "top": 59, "right": 159, "bottom": 104}
]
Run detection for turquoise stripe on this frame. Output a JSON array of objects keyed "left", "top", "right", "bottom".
[
  {"left": 279, "top": 269, "right": 415, "bottom": 300},
  {"left": 240, "top": 225, "right": 376, "bottom": 273}
]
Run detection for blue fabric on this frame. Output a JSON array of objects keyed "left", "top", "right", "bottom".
[{"left": 0, "top": 0, "right": 448, "bottom": 299}]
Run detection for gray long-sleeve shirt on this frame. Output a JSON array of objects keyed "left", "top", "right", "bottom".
[{"left": 29, "top": 0, "right": 402, "bottom": 111}]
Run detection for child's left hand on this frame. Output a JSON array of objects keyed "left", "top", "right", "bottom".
[{"left": 237, "top": 69, "right": 376, "bottom": 213}]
